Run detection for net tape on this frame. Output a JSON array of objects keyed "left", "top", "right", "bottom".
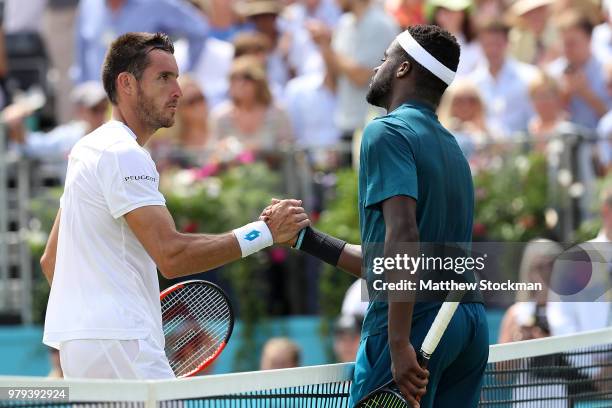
[{"left": 1, "top": 328, "right": 610, "bottom": 408}]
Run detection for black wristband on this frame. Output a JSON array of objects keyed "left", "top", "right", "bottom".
[{"left": 298, "top": 227, "right": 347, "bottom": 266}]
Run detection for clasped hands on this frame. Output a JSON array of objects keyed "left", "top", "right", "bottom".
[{"left": 259, "top": 198, "right": 309, "bottom": 245}]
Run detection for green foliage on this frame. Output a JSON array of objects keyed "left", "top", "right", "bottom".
[{"left": 473, "top": 153, "right": 550, "bottom": 241}]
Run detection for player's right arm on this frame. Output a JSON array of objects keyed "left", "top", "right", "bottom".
[{"left": 125, "top": 200, "right": 308, "bottom": 279}]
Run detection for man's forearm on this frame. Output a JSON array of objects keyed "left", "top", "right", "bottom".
[
  {"left": 385, "top": 227, "right": 419, "bottom": 346},
  {"left": 337, "top": 243, "right": 362, "bottom": 278},
  {"left": 158, "top": 232, "right": 242, "bottom": 279}
]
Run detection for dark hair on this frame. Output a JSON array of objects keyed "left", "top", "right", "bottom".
[
  {"left": 555, "top": 11, "right": 594, "bottom": 37},
  {"left": 397, "top": 25, "right": 460, "bottom": 105},
  {"left": 101, "top": 32, "right": 175, "bottom": 104}
]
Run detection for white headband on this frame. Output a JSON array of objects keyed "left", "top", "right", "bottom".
[{"left": 396, "top": 31, "right": 456, "bottom": 86}]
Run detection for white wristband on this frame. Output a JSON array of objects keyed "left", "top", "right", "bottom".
[{"left": 233, "top": 221, "right": 274, "bottom": 258}]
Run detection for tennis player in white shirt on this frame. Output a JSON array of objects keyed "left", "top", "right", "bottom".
[{"left": 39, "top": 32, "right": 309, "bottom": 380}]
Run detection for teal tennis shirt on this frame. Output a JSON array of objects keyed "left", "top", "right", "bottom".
[{"left": 358, "top": 101, "right": 483, "bottom": 338}]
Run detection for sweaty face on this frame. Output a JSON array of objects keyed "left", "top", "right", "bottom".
[
  {"left": 135, "top": 50, "right": 182, "bottom": 131},
  {"left": 366, "top": 45, "right": 398, "bottom": 109}
]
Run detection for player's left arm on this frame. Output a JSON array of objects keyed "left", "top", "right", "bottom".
[
  {"left": 383, "top": 195, "right": 428, "bottom": 403},
  {"left": 40, "top": 209, "right": 61, "bottom": 285}
]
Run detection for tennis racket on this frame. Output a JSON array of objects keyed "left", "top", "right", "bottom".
[
  {"left": 160, "top": 280, "right": 234, "bottom": 378},
  {"left": 356, "top": 301, "right": 462, "bottom": 407}
]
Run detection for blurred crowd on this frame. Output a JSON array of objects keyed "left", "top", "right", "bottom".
[
  {"left": 0, "top": 0, "right": 610, "bottom": 184},
  {"left": 1, "top": 0, "right": 612, "bottom": 376}
]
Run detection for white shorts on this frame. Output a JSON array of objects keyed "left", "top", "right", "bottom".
[{"left": 59, "top": 335, "right": 175, "bottom": 379}]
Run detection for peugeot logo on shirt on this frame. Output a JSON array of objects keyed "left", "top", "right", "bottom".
[{"left": 124, "top": 175, "right": 157, "bottom": 182}]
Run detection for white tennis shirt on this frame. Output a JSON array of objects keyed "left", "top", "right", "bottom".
[{"left": 43, "top": 120, "right": 166, "bottom": 349}]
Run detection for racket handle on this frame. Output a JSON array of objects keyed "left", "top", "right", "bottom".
[{"left": 417, "top": 349, "right": 430, "bottom": 369}]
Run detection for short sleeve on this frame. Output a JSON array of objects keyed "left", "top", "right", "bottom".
[
  {"left": 361, "top": 119, "right": 418, "bottom": 208},
  {"left": 97, "top": 143, "right": 165, "bottom": 219}
]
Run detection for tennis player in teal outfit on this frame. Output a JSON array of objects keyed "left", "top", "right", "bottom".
[{"left": 276, "top": 24, "right": 488, "bottom": 407}]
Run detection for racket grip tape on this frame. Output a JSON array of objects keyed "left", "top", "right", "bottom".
[{"left": 421, "top": 302, "right": 460, "bottom": 355}]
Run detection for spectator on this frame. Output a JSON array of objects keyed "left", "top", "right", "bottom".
[
  {"left": 74, "top": 0, "right": 209, "bottom": 83},
  {"left": 283, "top": 0, "right": 342, "bottom": 30},
  {"left": 232, "top": 32, "right": 285, "bottom": 100},
  {"left": 260, "top": 337, "right": 301, "bottom": 369},
  {"left": 385, "top": 0, "right": 426, "bottom": 29},
  {"left": 283, "top": 71, "right": 340, "bottom": 150},
  {"left": 42, "top": 0, "right": 79, "bottom": 124},
  {"left": 0, "top": 26, "right": 7, "bottom": 109},
  {"left": 527, "top": 70, "right": 570, "bottom": 153},
  {"left": 333, "top": 314, "right": 362, "bottom": 363},
  {"left": 437, "top": 78, "right": 496, "bottom": 161},
  {"left": 198, "top": 0, "right": 244, "bottom": 41},
  {"left": 425, "top": 0, "right": 480, "bottom": 76},
  {"left": 2, "top": 81, "right": 109, "bottom": 183},
  {"left": 597, "top": 63, "right": 612, "bottom": 174},
  {"left": 547, "top": 11, "right": 611, "bottom": 130},
  {"left": 150, "top": 76, "right": 211, "bottom": 170},
  {"left": 211, "top": 56, "right": 293, "bottom": 158},
  {"left": 470, "top": 19, "right": 538, "bottom": 138},
  {"left": 173, "top": 1, "right": 234, "bottom": 110},
  {"left": 592, "top": 0, "right": 612, "bottom": 61},
  {"left": 498, "top": 239, "right": 563, "bottom": 343},
  {"left": 507, "top": 0, "right": 559, "bottom": 66},
  {"left": 307, "top": 0, "right": 398, "bottom": 160},
  {"left": 3, "top": 0, "right": 46, "bottom": 34},
  {"left": 547, "top": 186, "right": 612, "bottom": 336},
  {"left": 341, "top": 279, "right": 368, "bottom": 318}
]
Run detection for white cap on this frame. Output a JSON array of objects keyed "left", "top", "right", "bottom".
[{"left": 70, "top": 81, "right": 107, "bottom": 108}]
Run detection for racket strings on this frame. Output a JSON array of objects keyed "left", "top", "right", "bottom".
[
  {"left": 361, "top": 390, "right": 408, "bottom": 408},
  {"left": 164, "top": 288, "right": 230, "bottom": 369},
  {"left": 162, "top": 284, "right": 231, "bottom": 376},
  {"left": 165, "top": 291, "right": 230, "bottom": 374}
]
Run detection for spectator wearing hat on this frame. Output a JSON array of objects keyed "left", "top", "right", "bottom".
[
  {"left": 2, "top": 81, "right": 109, "bottom": 183},
  {"left": 508, "top": 0, "right": 559, "bottom": 66},
  {"left": 237, "top": 0, "right": 325, "bottom": 85},
  {"left": 73, "top": 0, "right": 209, "bottom": 84},
  {"left": 547, "top": 11, "right": 612, "bottom": 131},
  {"left": 469, "top": 19, "right": 538, "bottom": 138},
  {"left": 426, "top": 0, "right": 480, "bottom": 77},
  {"left": 307, "top": 0, "right": 398, "bottom": 157}
]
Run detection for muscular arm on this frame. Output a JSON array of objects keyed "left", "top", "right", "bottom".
[
  {"left": 337, "top": 243, "right": 363, "bottom": 278},
  {"left": 40, "top": 209, "right": 61, "bottom": 285},
  {"left": 383, "top": 195, "right": 428, "bottom": 404},
  {"left": 382, "top": 195, "right": 419, "bottom": 347},
  {"left": 125, "top": 201, "right": 308, "bottom": 279}
]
